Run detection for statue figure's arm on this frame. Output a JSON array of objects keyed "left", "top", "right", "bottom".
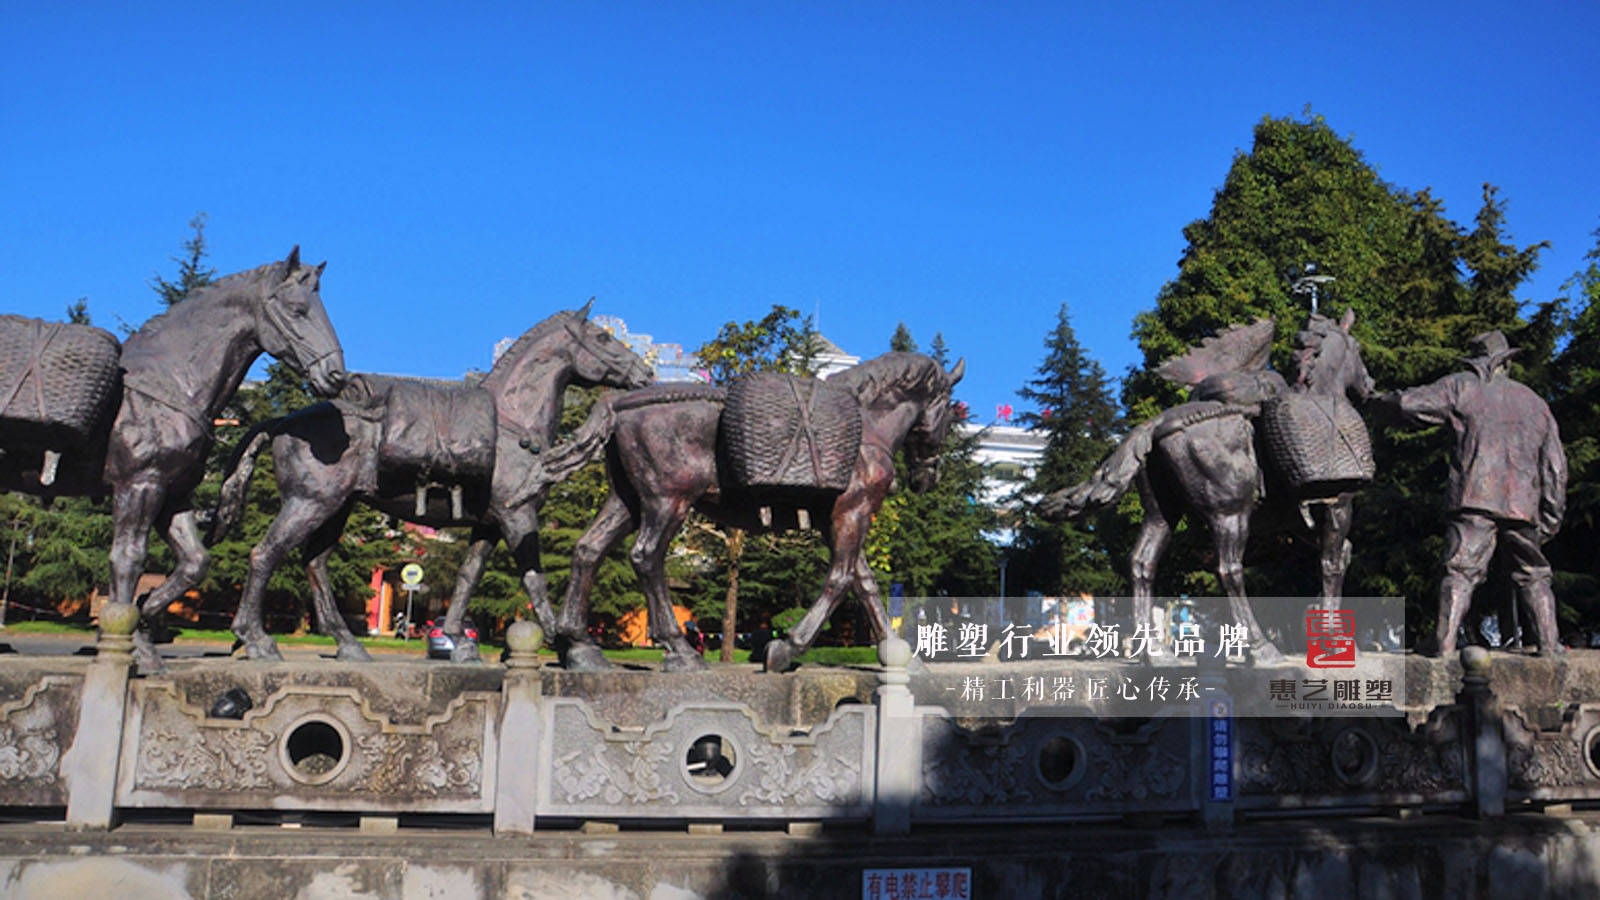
[
  {"left": 1538, "top": 410, "right": 1569, "bottom": 541},
  {"left": 1371, "top": 377, "right": 1458, "bottom": 428}
]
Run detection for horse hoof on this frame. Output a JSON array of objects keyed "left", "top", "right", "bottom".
[
  {"left": 763, "top": 639, "right": 797, "bottom": 673},
  {"left": 661, "top": 651, "right": 710, "bottom": 673},
  {"left": 562, "top": 642, "right": 612, "bottom": 671},
  {"left": 243, "top": 639, "right": 284, "bottom": 662},
  {"left": 133, "top": 644, "right": 168, "bottom": 676},
  {"left": 336, "top": 642, "right": 373, "bottom": 662},
  {"left": 449, "top": 640, "right": 483, "bottom": 664}
]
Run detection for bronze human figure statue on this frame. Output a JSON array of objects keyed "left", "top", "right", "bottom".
[
  {"left": 1372, "top": 330, "right": 1567, "bottom": 656},
  {"left": 539, "top": 352, "right": 964, "bottom": 672},
  {"left": 211, "top": 303, "right": 653, "bottom": 662},
  {"left": 0, "top": 249, "right": 346, "bottom": 673},
  {"left": 1042, "top": 311, "right": 1376, "bottom": 663}
]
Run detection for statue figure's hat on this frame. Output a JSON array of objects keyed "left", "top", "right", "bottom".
[{"left": 1464, "top": 330, "right": 1522, "bottom": 374}]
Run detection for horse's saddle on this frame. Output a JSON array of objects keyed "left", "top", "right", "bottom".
[
  {"left": 337, "top": 374, "right": 497, "bottom": 515},
  {"left": 720, "top": 372, "right": 862, "bottom": 496},
  {"left": 0, "top": 316, "right": 122, "bottom": 485}
]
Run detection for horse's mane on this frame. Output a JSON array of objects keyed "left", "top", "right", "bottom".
[
  {"left": 129, "top": 261, "right": 282, "bottom": 344},
  {"left": 480, "top": 311, "right": 577, "bottom": 387},
  {"left": 827, "top": 351, "right": 946, "bottom": 401}
]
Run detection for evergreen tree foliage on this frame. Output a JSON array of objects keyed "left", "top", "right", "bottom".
[
  {"left": 1007, "top": 304, "right": 1123, "bottom": 596},
  {"left": 150, "top": 214, "right": 216, "bottom": 307},
  {"left": 890, "top": 322, "right": 917, "bottom": 352},
  {"left": 1542, "top": 229, "right": 1600, "bottom": 624}
]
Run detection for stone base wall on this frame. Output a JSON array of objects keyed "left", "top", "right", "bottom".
[{"left": 2, "top": 815, "right": 1598, "bottom": 899}]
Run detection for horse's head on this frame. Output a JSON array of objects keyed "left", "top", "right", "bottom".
[
  {"left": 905, "top": 358, "right": 965, "bottom": 493},
  {"left": 255, "top": 246, "right": 346, "bottom": 396},
  {"left": 1292, "top": 309, "right": 1373, "bottom": 402},
  {"left": 561, "top": 299, "right": 655, "bottom": 390}
]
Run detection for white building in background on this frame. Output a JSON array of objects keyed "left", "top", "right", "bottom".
[
  {"left": 591, "top": 315, "right": 704, "bottom": 382},
  {"left": 961, "top": 421, "right": 1047, "bottom": 546},
  {"left": 808, "top": 334, "right": 861, "bottom": 378}
]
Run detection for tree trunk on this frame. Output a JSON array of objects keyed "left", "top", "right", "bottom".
[{"left": 720, "top": 527, "right": 745, "bottom": 663}]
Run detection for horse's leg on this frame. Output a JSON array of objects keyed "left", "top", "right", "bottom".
[
  {"left": 765, "top": 506, "right": 870, "bottom": 673},
  {"left": 233, "top": 496, "right": 335, "bottom": 661},
  {"left": 115, "top": 478, "right": 170, "bottom": 674},
  {"left": 494, "top": 503, "right": 567, "bottom": 668},
  {"left": 1207, "top": 508, "right": 1283, "bottom": 664},
  {"left": 850, "top": 553, "right": 891, "bottom": 642},
  {"left": 555, "top": 491, "right": 634, "bottom": 669},
  {"left": 440, "top": 525, "right": 496, "bottom": 663},
  {"left": 303, "top": 503, "right": 371, "bottom": 662},
  {"left": 630, "top": 496, "right": 705, "bottom": 673},
  {"left": 1317, "top": 495, "right": 1354, "bottom": 612},
  {"left": 1129, "top": 476, "right": 1173, "bottom": 655}
]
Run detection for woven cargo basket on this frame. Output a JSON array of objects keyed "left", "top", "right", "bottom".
[
  {"left": 722, "top": 373, "right": 861, "bottom": 494},
  {"left": 0, "top": 315, "right": 121, "bottom": 445},
  {"left": 1259, "top": 392, "right": 1374, "bottom": 491}
]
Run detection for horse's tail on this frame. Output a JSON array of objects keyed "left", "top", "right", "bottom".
[
  {"left": 210, "top": 419, "right": 278, "bottom": 544},
  {"left": 1041, "top": 417, "right": 1160, "bottom": 520},
  {"left": 1040, "top": 401, "right": 1256, "bottom": 519},
  {"left": 531, "top": 384, "right": 728, "bottom": 491},
  {"left": 535, "top": 396, "right": 620, "bottom": 486}
]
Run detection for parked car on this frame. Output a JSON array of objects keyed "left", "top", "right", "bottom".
[{"left": 426, "top": 619, "right": 479, "bottom": 659}]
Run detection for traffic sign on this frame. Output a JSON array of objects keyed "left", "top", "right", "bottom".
[{"left": 400, "top": 563, "right": 424, "bottom": 586}]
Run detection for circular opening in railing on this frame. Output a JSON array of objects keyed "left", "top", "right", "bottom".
[
  {"left": 682, "top": 733, "right": 739, "bottom": 793},
  {"left": 1330, "top": 726, "right": 1380, "bottom": 788},
  {"left": 1585, "top": 726, "right": 1600, "bottom": 779},
  {"left": 279, "top": 716, "right": 351, "bottom": 786},
  {"left": 1036, "top": 735, "right": 1086, "bottom": 790}
]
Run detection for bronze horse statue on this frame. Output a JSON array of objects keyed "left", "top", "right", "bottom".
[
  {"left": 0, "top": 248, "right": 346, "bottom": 673},
  {"left": 539, "top": 351, "right": 964, "bottom": 672},
  {"left": 211, "top": 303, "right": 653, "bottom": 661},
  {"left": 1042, "top": 312, "right": 1374, "bottom": 662}
]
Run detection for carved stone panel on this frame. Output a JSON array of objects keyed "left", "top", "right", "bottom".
[
  {"left": 0, "top": 672, "right": 81, "bottom": 807},
  {"left": 1236, "top": 709, "right": 1469, "bottom": 809},
  {"left": 914, "top": 711, "right": 1194, "bottom": 820},
  {"left": 1505, "top": 703, "right": 1600, "bottom": 801},
  {"left": 116, "top": 679, "right": 498, "bottom": 813},
  {"left": 537, "top": 700, "right": 873, "bottom": 820}
]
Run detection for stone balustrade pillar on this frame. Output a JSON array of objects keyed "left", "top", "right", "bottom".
[
  {"left": 872, "top": 635, "right": 916, "bottom": 835},
  {"left": 494, "top": 620, "right": 545, "bottom": 835},
  {"left": 1459, "top": 646, "right": 1505, "bottom": 818},
  {"left": 61, "top": 601, "right": 137, "bottom": 829}
]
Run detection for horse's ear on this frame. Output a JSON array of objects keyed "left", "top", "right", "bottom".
[
  {"left": 285, "top": 246, "right": 301, "bottom": 275},
  {"left": 578, "top": 297, "right": 595, "bottom": 319},
  {"left": 1339, "top": 307, "right": 1355, "bottom": 333},
  {"left": 947, "top": 358, "right": 966, "bottom": 386}
]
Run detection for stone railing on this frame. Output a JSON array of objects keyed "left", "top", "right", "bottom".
[{"left": 1, "top": 607, "right": 1596, "bottom": 833}]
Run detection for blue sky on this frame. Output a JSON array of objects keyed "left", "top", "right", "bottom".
[{"left": 4, "top": 2, "right": 1596, "bottom": 421}]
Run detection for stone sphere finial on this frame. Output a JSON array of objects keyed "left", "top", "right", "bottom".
[
  {"left": 1460, "top": 645, "right": 1492, "bottom": 677},
  {"left": 505, "top": 620, "right": 544, "bottom": 669},
  {"left": 98, "top": 602, "right": 139, "bottom": 637},
  {"left": 878, "top": 635, "right": 913, "bottom": 670}
]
